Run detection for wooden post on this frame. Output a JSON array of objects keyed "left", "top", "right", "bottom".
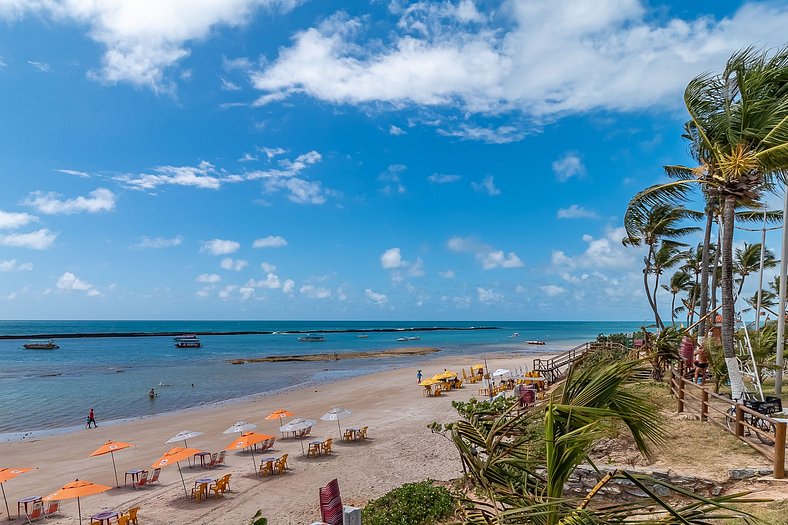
[
  {"left": 700, "top": 389, "right": 708, "bottom": 421},
  {"left": 775, "top": 422, "right": 786, "bottom": 479},
  {"left": 677, "top": 378, "right": 684, "bottom": 413},
  {"left": 735, "top": 405, "right": 744, "bottom": 438}
]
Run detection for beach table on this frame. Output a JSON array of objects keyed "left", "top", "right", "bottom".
[
  {"left": 193, "top": 451, "right": 212, "bottom": 468},
  {"left": 195, "top": 477, "right": 215, "bottom": 488},
  {"left": 125, "top": 468, "right": 144, "bottom": 487},
  {"left": 260, "top": 457, "right": 276, "bottom": 476},
  {"left": 90, "top": 510, "right": 118, "bottom": 525},
  {"left": 17, "top": 496, "right": 41, "bottom": 518},
  {"left": 308, "top": 440, "right": 323, "bottom": 457}
]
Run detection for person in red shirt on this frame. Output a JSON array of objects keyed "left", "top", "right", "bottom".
[{"left": 86, "top": 408, "right": 97, "bottom": 428}]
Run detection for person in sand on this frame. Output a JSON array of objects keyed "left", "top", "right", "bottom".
[
  {"left": 694, "top": 345, "right": 710, "bottom": 385},
  {"left": 417, "top": 370, "right": 422, "bottom": 384},
  {"left": 85, "top": 407, "right": 97, "bottom": 428}
]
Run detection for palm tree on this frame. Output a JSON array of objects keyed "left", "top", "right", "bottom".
[
  {"left": 663, "top": 270, "right": 693, "bottom": 325},
  {"left": 629, "top": 47, "right": 788, "bottom": 400},
  {"left": 734, "top": 242, "right": 777, "bottom": 297},
  {"left": 624, "top": 203, "right": 701, "bottom": 330},
  {"left": 452, "top": 358, "right": 760, "bottom": 524}
]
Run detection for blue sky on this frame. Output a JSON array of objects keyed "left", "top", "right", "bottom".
[{"left": 0, "top": 0, "right": 787, "bottom": 321}]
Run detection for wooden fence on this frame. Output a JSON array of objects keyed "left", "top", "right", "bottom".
[
  {"left": 669, "top": 369, "right": 786, "bottom": 478},
  {"left": 533, "top": 341, "right": 629, "bottom": 384}
]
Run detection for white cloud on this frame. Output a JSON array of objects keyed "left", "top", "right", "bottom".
[
  {"left": 0, "top": 229, "right": 57, "bottom": 250},
  {"left": 389, "top": 125, "right": 406, "bottom": 136},
  {"left": 282, "top": 279, "right": 295, "bottom": 294},
  {"left": 471, "top": 175, "right": 501, "bottom": 196},
  {"left": 116, "top": 161, "right": 222, "bottom": 190},
  {"left": 238, "top": 153, "right": 257, "bottom": 162},
  {"left": 220, "top": 257, "right": 248, "bottom": 271},
  {"left": 2, "top": 1, "right": 302, "bottom": 93},
  {"left": 380, "top": 247, "right": 403, "bottom": 269},
  {"left": 253, "top": 235, "right": 288, "bottom": 248},
  {"left": 56, "top": 271, "right": 99, "bottom": 296},
  {"left": 437, "top": 125, "right": 526, "bottom": 144},
  {"left": 0, "top": 259, "right": 33, "bottom": 272},
  {"left": 438, "top": 269, "right": 455, "bottom": 278},
  {"left": 0, "top": 56, "right": 6, "bottom": 69},
  {"left": 23, "top": 188, "right": 116, "bottom": 214},
  {"left": 248, "top": 2, "right": 788, "bottom": 123},
  {"left": 55, "top": 169, "right": 90, "bottom": 178},
  {"left": 477, "top": 287, "right": 502, "bottom": 303},
  {"left": 27, "top": 60, "right": 49, "bottom": 72},
  {"left": 218, "top": 285, "right": 239, "bottom": 299},
  {"left": 557, "top": 204, "right": 598, "bottom": 219},
  {"left": 0, "top": 210, "right": 37, "bottom": 230},
  {"left": 260, "top": 262, "right": 277, "bottom": 272},
  {"left": 552, "top": 153, "right": 586, "bottom": 182},
  {"left": 552, "top": 227, "right": 636, "bottom": 271},
  {"left": 378, "top": 164, "right": 407, "bottom": 195},
  {"left": 220, "top": 76, "right": 241, "bottom": 91},
  {"left": 300, "top": 284, "right": 331, "bottom": 299},
  {"left": 246, "top": 273, "right": 281, "bottom": 289},
  {"left": 541, "top": 284, "right": 566, "bottom": 297},
  {"left": 427, "top": 173, "right": 461, "bottom": 184},
  {"left": 201, "top": 238, "right": 240, "bottom": 255},
  {"left": 196, "top": 273, "right": 221, "bottom": 283},
  {"left": 365, "top": 288, "right": 388, "bottom": 305},
  {"left": 133, "top": 235, "right": 183, "bottom": 249},
  {"left": 260, "top": 146, "right": 287, "bottom": 159},
  {"left": 447, "top": 236, "right": 523, "bottom": 270}
]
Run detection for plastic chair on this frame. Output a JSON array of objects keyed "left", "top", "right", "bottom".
[
  {"left": 220, "top": 474, "right": 231, "bottom": 492},
  {"left": 308, "top": 442, "right": 321, "bottom": 457},
  {"left": 42, "top": 499, "right": 60, "bottom": 518},
  {"left": 258, "top": 459, "right": 274, "bottom": 477},
  {"left": 26, "top": 501, "right": 44, "bottom": 522},
  {"left": 210, "top": 480, "right": 224, "bottom": 499},
  {"left": 127, "top": 507, "right": 140, "bottom": 525},
  {"left": 191, "top": 482, "right": 208, "bottom": 503},
  {"left": 321, "top": 438, "right": 333, "bottom": 455},
  {"left": 342, "top": 429, "right": 353, "bottom": 442},
  {"left": 117, "top": 515, "right": 130, "bottom": 525},
  {"left": 132, "top": 470, "right": 149, "bottom": 490},
  {"left": 149, "top": 468, "right": 161, "bottom": 484},
  {"left": 358, "top": 426, "right": 368, "bottom": 440},
  {"left": 275, "top": 454, "right": 288, "bottom": 474}
]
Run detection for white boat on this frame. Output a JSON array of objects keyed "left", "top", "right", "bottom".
[
  {"left": 23, "top": 339, "right": 59, "bottom": 350},
  {"left": 397, "top": 337, "right": 408, "bottom": 342},
  {"left": 357, "top": 335, "right": 369, "bottom": 339},
  {"left": 298, "top": 333, "right": 325, "bottom": 342},
  {"left": 527, "top": 340, "right": 546, "bottom": 345},
  {"left": 173, "top": 335, "right": 201, "bottom": 348},
  {"left": 407, "top": 336, "right": 420, "bottom": 341},
  {"left": 511, "top": 332, "right": 520, "bottom": 338}
]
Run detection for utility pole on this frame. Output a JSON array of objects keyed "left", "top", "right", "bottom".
[{"left": 776, "top": 190, "right": 788, "bottom": 395}]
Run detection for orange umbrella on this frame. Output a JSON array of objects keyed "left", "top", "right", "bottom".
[
  {"left": 44, "top": 479, "right": 111, "bottom": 525},
  {"left": 224, "top": 432, "right": 274, "bottom": 473},
  {"left": 266, "top": 409, "right": 294, "bottom": 436},
  {"left": 151, "top": 447, "right": 201, "bottom": 497},
  {"left": 0, "top": 468, "right": 33, "bottom": 519},
  {"left": 89, "top": 440, "right": 135, "bottom": 487}
]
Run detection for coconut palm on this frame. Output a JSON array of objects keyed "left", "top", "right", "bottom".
[
  {"left": 734, "top": 242, "right": 777, "bottom": 297},
  {"left": 452, "top": 358, "right": 760, "bottom": 524},
  {"left": 623, "top": 203, "right": 701, "bottom": 330},
  {"left": 662, "top": 270, "right": 693, "bottom": 325},
  {"left": 628, "top": 47, "right": 788, "bottom": 400}
]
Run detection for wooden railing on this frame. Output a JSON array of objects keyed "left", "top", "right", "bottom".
[
  {"left": 669, "top": 369, "right": 786, "bottom": 478},
  {"left": 532, "top": 342, "right": 625, "bottom": 384}
]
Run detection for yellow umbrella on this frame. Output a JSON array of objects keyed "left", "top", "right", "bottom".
[
  {"left": 434, "top": 371, "right": 456, "bottom": 380},
  {"left": 0, "top": 468, "right": 33, "bottom": 519},
  {"left": 419, "top": 378, "right": 438, "bottom": 386},
  {"left": 470, "top": 364, "right": 484, "bottom": 370},
  {"left": 224, "top": 432, "right": 274, "bottom": 474},
  {"left": 151, "top": 447, "right": 201, "bottom": 497},
  {"left": 89, "top": 440, "right": 135, "bottom": 487},
  {"left": 44, "top": 479, "right": 111, "bottom": 525}
]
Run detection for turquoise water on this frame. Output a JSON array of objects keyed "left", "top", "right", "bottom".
[{"left": 0, "top": 320, "right": 641, "bottom": 435}]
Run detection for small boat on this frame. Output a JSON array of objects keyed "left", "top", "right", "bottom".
[
  {"left": 298, "top": 333, "right": 325, "bottom": 342},
  {"left": 526, "top": 340, "right": 546, "bottom": 345},
  {"left": 357, "top": 335, "right": 369, "bottom": 339},
  {"left": 397, "top": 337, "right": 408, "bottom": 342},
  {"left": 510, "top": 332, "right": 520, "bottom": 338},
  {"left": 23, "top": 339, "right": 59, "bottom": 350},
  {"left": 407, "top": 336, "right": 420, "bottom": 341},
  {"left": 173, "top": 335, "right": 201, "bottom": 348}
]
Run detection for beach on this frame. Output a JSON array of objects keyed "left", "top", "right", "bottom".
[{"left": 0, "top": 350, "right": 550, "bottom": 524}]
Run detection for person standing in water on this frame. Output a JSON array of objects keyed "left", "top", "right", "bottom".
[{"left": 86, "top": 408, "right": 97, "bottom": 428}]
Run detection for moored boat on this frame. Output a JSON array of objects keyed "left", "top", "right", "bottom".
[
  {"left": 298, "top": 333, "right": 325, "bottom": 342},
  {"left": 23, "top": 339, "right": 59, "bottom": 350},
  {"left": 526, "top": 340, "right": 546, "bottom": 345},
  {"left": 173, "top": 335, "right": 201, "bottom": 348}
]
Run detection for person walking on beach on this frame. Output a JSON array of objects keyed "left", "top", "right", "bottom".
[
  {"left": 417, "top": 370, "right": 422, "bottom": 384},
  {"left": 694, "top": 345, "right": 710, "bottom": 385},
  {"left": 86, "top": 408, "right": 97, "bottom": 429}
]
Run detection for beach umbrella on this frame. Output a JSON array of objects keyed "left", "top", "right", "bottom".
[
  {"left": 0, "top": 468, "right": 33, "bottom": 519},
  {"left": 151, "top": 447, "right": 201, "bottom": 497},
  {"left": 165, "top": 430, "right": 204, "bottom": 467},
  {"left": 492, "top": 368, "right": 510, "bottom": 377},
  {"left": 320, "top": 407, "right": 352, "bottom": 438},
  {"left": 223, "top": 420, "right": 257, "bottom": 434},
  {"left": 89, "top": 440, "right": 135, "bottom": 487},
  {"left": 224, "top": 432, "right": 274, "bottom": 474},
  {"left": 44, "top": 479, "right": 111, "bottom": 525},
  {"left": 279, "top": 419, "right": 316, "bottom": 455},
  {"left": 265, "top": 409, "right": 294, "bottom": 437},
  {"left": 418, "top": 378, "right": 438, "bottom": 386}
]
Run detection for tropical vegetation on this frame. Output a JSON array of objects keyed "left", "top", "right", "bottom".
[{"left": 362, "top": 481, "right": 456, "bottom": 525}]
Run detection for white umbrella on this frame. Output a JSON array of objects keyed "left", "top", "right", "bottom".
[
  {"left": 320, "top": 407, "right": 352, "bottom": 437},
  {"left": 223, "top": 421, "right": 257, "bottom": 434},
  {"left": 492, "top": 368, "right": 511, "bottom": 377},
  {"left": 165, "top": 430, "right": 204, "bottom": 467},
  {"left": 279, "top": 419, "right": 316, "bottom": 455}
]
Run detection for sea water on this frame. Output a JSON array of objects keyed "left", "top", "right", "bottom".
[{"left": 0, "top": 320, "right": 641, "bottom": 435}]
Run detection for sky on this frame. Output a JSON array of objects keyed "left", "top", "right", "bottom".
[{"left": 1, "top": 0, "right": 787, "bottom": 321}]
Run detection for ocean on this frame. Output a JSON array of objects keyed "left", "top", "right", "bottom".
[{"left": 0, "top": 320, "right": 641, "bottom": 436}]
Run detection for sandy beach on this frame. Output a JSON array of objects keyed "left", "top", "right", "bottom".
[{"left": 0, "top": 351, "right": 550, "bottom": 524}]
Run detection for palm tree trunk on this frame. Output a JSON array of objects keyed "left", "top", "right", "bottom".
[
  {"left": 643, "top": 246, "right": 660, "bottom": 329},
  {"left": 671, "top": 292, "right": 677, "bottom": 325},
  {"left": 698, "top": 210, "right": 713, "bottom": 339},
  {"left": 652, "top": 271, "right": 664, "bottom": 330},
  {"left": 721, "top": 196, "right": 744, "bottom": 400},
  {"left": 711, "top": 216, "right": 722, "bottom": 314}
]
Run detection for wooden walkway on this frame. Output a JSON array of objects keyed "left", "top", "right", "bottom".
[{"left": 533, "top": 341, "right": 629, "bottom": 384}]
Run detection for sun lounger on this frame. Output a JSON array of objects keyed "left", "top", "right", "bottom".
[
  {"left": 216, "top": 450, "right": 226, "bottom": 466},
  {"left": 149, "top": 468, "right": 161, "bottom": 484},
  {"left": 207, "top": 453, "right": 218, "bottom": 467},
  {"left": 132, "top": 470, "right": 149, "bottom": 490},
  {"left": 25, "top": 501, "right": 44, "bottom": 523},
  {"left": 42, "top": 499, "right": 60, "bottom": 518}
]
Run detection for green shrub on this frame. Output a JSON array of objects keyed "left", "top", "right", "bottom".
[{"left": 362, "top": 481, "right": 456, "bottom": 525}]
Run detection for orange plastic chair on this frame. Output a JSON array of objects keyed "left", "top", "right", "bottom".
[
  {"left": 321, "top": 438, "right": 333, "bottom": 455},
  {"left": 220, "top": 473, "right": 232, "bottom": 491},
  {"left": 118, "top": 515, "right": 130, "bottom": 525},
  {"left": 127, "top": 507, "right": 140, "bottom": 525},
  {"left": 191, "top": 482, "right": 208, "bottom": 503},
  {"left": 307, "top": 442, "right": 321, "bottom": 457},
  {"left": 275, "top": 454, "right": 288, "bottom": 474}
]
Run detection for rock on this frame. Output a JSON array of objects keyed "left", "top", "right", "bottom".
[
  {"left": 711, "top": 486, "right": 723, "bottom": 496},
  {"left": 653, "top": 484, "right": 671, "bottom": 497},
  {"left": 625, "top": 488, "right": 649, "bottom": 498},
  {"left": 757, "top": 467, "right": 774, "bottom": 476},
  {"left": 728, "top": 468, "right": 756, "bottom": 480}
]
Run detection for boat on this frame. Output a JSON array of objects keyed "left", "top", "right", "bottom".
[
  {"left": 397, "top": 337, "right": 408, "bottom": 342},
  {"left": 510, "top": 332, "right": 520, "bottom": 338},
  {"left": 357, "top": 335, "right": 369, "bottom": 339},
  {"left": 407, "top": 336, "right": 420, "bottom": 341},
  {"left": 23, "top": 339, "right": 59, "bottom": 350},
  {"left": 526, "top": 340, "right": 546, "bottom": 345},
  {"left": 173, "top": 335, "right": 201, "bottom": 348},
  {"left": 298, "top": 334, "right": 325, "bottom": 342}
]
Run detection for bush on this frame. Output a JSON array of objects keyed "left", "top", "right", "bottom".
[{"left": 362, "top": 481, "right": 456, "bottom": 525}]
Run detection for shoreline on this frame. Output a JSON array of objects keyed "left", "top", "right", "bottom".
[
  {"left": 1, "top": 347, "right": 556, "bottom": 444},
  {"left": 227, "top": 346, "right": 441, "bottom": 364}
]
